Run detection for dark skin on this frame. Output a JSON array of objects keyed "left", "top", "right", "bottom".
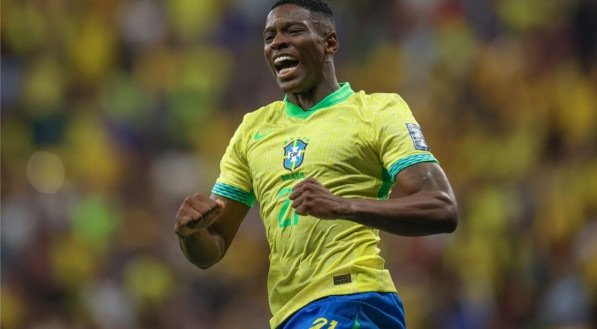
[
  {"left": 289, "top": 164, "right": 458, "bottom": 236},
  {"left": 175, "top": 4, "right": 458, "bottom": 269},
  {"left": 262, "top": 4, "right": 340, "bottom": 108}
]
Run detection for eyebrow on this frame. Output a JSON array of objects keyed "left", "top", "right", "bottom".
[{"left": 263, "top": 21, "right": 308, "bottom": 33}]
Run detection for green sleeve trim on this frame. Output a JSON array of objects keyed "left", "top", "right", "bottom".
[
  {"left": 212, "top": 182, "right": 256, "bottom": 208},
  {"left": 377, "top": 167, "right": 394, "bottom": 199},
  {"left": 388, "top": 153, "right": 438, "bottom": 180}
]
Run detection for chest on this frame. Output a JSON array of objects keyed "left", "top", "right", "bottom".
[{"left": 246, "top": 112, "right": 379, "bottom": 198}]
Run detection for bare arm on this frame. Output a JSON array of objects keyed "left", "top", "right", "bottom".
[
  {"left": 174, "top": 194, "right": 249, "bottom": 269},
  {"left": 289, "top": 162, "right": 458, "bottom": 236}
]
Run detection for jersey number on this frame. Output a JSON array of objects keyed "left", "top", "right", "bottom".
[
  {"left": 309, "top": 317, "right": 339, "bottom": 329},
  {"left": 277, "top": 187, "right": 299, "bottom": 227}
]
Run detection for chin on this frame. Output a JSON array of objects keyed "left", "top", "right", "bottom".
[
  {"left": 277, "top": 79, "right": 300, "bottom": 93},
  {"left": 277, "top": 76, "right": 311, "bottom": 94}
]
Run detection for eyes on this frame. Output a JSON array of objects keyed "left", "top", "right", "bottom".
[
  {"left": 263, "top": 25, "right": 306, "bottom": 44},
  {"left": 263, "top": 33, "right": 275, "bottom": 44}
]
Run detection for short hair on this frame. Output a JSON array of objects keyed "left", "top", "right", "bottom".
[{"left": 271, "top": 0, "right": 334, "bottom": 19}]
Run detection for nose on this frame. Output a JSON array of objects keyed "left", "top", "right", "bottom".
[{"left": 270, "top": 33, "right": 288, "bottom": 50}]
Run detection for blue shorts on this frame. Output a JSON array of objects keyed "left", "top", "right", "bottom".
[{"left": 277, "top": 292, "right": 406, "bottom": 329}]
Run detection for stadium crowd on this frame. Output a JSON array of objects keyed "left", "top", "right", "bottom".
[{"left": 2, "top": 0, "right": 596, "bottom": 328}]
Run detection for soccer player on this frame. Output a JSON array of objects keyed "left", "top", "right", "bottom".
[{"left": 174, "top": 0, "right": 459, "bottom": 328}]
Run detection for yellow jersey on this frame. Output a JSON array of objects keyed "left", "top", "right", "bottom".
[{"left": 212, "top": 83, "right": 437, "bottom": 328}]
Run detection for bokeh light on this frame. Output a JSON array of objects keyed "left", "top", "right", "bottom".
[
  {"left": 2, "top": 0, "right": 596, "bottom": 328},
  {"left": 26, "top": 151, "right": 66, "bottom": 194}
]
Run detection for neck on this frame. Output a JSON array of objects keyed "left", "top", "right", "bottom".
[{"left": 287, "top": 70, "right": 340, "bottom": 110}]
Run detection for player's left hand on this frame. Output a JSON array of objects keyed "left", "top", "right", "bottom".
[{"left": 289, "top": 178, "right": 348, "bottom": 219}]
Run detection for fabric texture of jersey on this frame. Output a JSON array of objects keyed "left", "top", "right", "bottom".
[
  {"left": 212, "top": 83, "right": 437, "bottom": 328},
  {"left": 277, "top": 292, "right": 406, "bottom": 329}
]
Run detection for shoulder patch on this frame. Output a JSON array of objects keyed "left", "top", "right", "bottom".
[{"left": 406, "top": 123, "right": 430, "bottom": 151}]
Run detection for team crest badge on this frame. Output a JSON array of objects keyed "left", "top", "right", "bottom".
[{"left": 283, "top": 139, "right": 308, "bottom": 171}]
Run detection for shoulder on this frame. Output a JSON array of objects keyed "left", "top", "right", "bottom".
[
  {"left": 359, "top": 90, "right": 408, "bottom": 106},
  {"left": 350, "top": 90, "right": 411, "bottom": 117},
  {"left": 225, "top": 101, "right": 284, "bottom": 151},
  {"left": 241, "top": 100, "right": 285, "bottom": 126},
  {"left": 231, "top": 101, "right": 285, "bottom": 144},
  {"left": 235, "top": 101, "right": 284, "bottom": 131}
]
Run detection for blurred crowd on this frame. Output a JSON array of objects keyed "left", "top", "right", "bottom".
[{"left": 1, "top": 0, "right": 596, "bottom": 328}]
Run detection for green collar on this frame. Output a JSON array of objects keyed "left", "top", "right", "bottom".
[{"left": 284, "top": 82, "right": 354, "bottom": 119}]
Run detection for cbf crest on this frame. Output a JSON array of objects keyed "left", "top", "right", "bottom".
[{"left": 283, "top": 139, "right": 308, "bottom": 171}]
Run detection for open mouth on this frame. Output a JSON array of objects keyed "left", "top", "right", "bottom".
[{"left": 274, "top": 55, "right": 299, "bottom": 77}]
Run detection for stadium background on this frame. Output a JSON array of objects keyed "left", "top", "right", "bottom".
[{"left": 1, "top": 0, "right": 596, "bottom": 328}]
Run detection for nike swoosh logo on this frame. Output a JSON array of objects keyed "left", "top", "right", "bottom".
[{"left": 254, "top": 131, "right": 270, "bottom": 140}]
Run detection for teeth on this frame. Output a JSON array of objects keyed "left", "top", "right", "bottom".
[{"left": 274, "top": 55, "right": 296, "bottom": 65}]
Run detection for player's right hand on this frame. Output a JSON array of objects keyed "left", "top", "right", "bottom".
[{"left": 174, "top": 194, "right": 224, "bottom": 238}]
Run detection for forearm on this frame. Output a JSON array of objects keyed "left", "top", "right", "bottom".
[
  {"left": 178, "top": 227, "right": 225, "bottom": 269},
  {"left": 342, "top": 191, "right": 458, "bottom": 236}
]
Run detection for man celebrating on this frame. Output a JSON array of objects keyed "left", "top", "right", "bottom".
[{"left": 174, "top": 1, "right": 458, "bottom": 328}]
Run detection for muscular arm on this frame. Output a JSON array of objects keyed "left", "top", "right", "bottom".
[
  {"left": 289, "top": 162, "right": 458, "bottom": 236},
  {"left": 175, "top": 194, "right": 249, "bottom": 269}
]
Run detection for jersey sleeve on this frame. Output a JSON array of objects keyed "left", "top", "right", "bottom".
[
  {"left": 374, "top": 94, "right": 438, "bottom": 181},
  {"left": 211, "top": 116, "right": 256, "bottom": 208}
]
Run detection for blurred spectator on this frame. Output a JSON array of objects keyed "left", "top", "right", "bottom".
[{"left": 1, "top": 0, "right": 595, "bottom": 328}]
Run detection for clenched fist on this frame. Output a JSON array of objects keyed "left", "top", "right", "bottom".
[
  {"left": 289, "top": 178, "right": 349, "bottom": 219},
  {"left": 175, "top": 193, "right": 224, "bottom": 237}
]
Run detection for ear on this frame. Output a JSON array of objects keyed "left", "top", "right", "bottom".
[{"left": 324, "top": 31, "right": 339, "bottom": 55}]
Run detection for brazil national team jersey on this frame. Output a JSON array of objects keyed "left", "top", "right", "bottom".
[{"left": 212, "top": 83, "right": 437, "bottom": 328}]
